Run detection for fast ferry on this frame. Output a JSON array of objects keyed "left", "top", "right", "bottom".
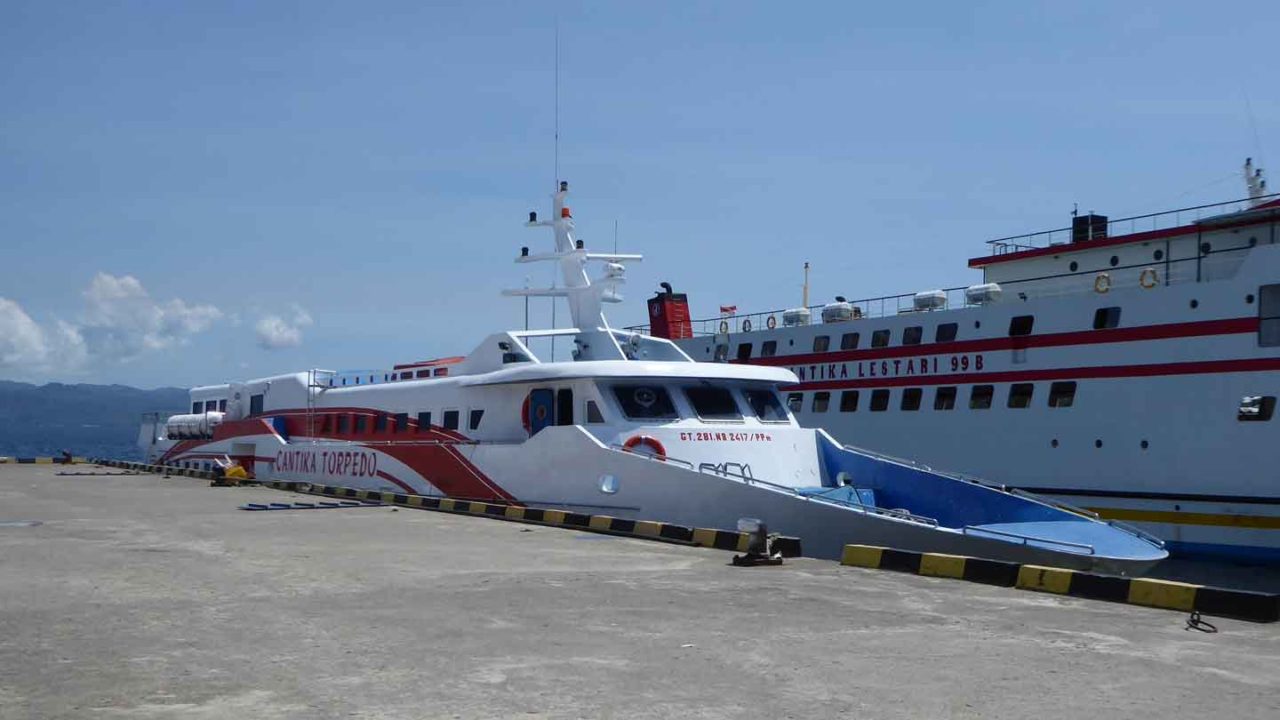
[
  {"left": 653, "top": 160, "right": 1280, "bottom": 563},
  {"left": 139, "top": 180, "right": 1165, "bottom": 572}
]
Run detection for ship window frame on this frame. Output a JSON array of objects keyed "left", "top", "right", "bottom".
[
  {"left": 1093, "top": 307, "right": 1122, "bottom": 330},
  {"left": 684, "top": 385, "right": 744, "bottom": 422},
  {"left": 416, "top": 369, "right": 431, "bottom": 378},
  {"left": 870, "top": 329, "right": 891, "bottom": 348},
  {"left": 811, "top": 391, "right": 831, "bottom": 413},
  {"left": 218, "top": 399, "right": 227, "bottom": 412},
  {"left": 337, "top": 414, "right": 349, "bottom": 434},
  {"left": 585, "top": 400, "right": 605, "bottom": 424},
  {"left": 935, "top": 323, "right": 958, "bottom": 343},
  {"left": 469, "top": 409, "right": 485, "bottom": 430},
  {"left": 394, "top": 412, "right": 408, "bottom": 432},
  {"left": 934, "top": 386, "right": 957, "bottom": 410},
  {"left": 813, "top": 335, "right": 830, "bottom": 353},
  {"left": 786, "top": 392, "right": 803, "bottom": 413},
  {"left": 249, "top": 394, "right": 264, "bottom": 416},
  {"left": 902, "top": 326, "right": 923, "bottom": 346},
  {"left": 1258, "top": 284, "right": 1280, "bottom": 347},
  {"left": 839, "top": 390, "right": 859, "bottom": 412},
  {"left": 613, "top": 384, "right": 679, "bottom": 420},
  {"left": 1238, "top": 395, "right": 1276, "bottom": 422},
  {"left": 900, "top": 387, "right": 922, "bottom": 411},
  {"left": 191, "top": 402, "right": 201, "bottom": 414},
  {"left": 442, "top": 409, "right": 460, "bottom": 431},
  {"left": 744, "top": 389, "right": 789, "bottom": 423},
  {"left": 969, "top": 385, "right": 994, "bottom": 410},
  {"left": 416, "top": 411, "right": 431, "bottom": 432},
  {"left": 1007, "top": 383, "right": 1035, "bottom": 409},
  {"left": 1009, "top": 315, "right": 1035, "bottom": 336},
  {"left": 761, "top": 340, "right": 778, "bottom": 357},
  {"left": 354, "top": 415, "right": 367, "bottom": 433},
  {"left": 1048, "top": 381, "right": 1077, "bottom": 408},
  {"left": 840, "top": 332, "right": 859, "bottom": 350},
  {"left": 375, "top": 413, "right": 388, "bottom": 432},
  {"left": 869, "top": 388, "right": 890, "bottom": 412},
  {"left": 736, "top": 342, "right": 752, "bottom": 361}
]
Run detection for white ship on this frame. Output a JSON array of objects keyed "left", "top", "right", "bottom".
[
  {"left": 656, "top": 160, "right": 1280, "bottom": 563},
  {"left": 138, "top": 180, "right": 1164, "bottom": 572}
]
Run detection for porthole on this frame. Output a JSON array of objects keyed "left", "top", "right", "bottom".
[
  {"left": 1153, "top": 249, "right": 1164, "bottom": 261},
  {"left": 1247, "top": 294, "right": 1256, "bottom": 304},
  {"left": 1140, "top": 440, "right": 1149, "bottom": 450},
  {"left": 788, "top": 339, "right": 794, "bottom": 346},
  {"left": 1200, "top": 242, "right": 1212, "bottom": 254},
  {"left": 1050, "top": 439, "right": 1059, "bottom": 448},
  {"left": 1249, "top": 237, "right": 1258, "bottom": 247},
  {"left": 1069, "top": 261, "right": 1079, "bottom": 272},
  {"left": 1094, "top": 439, "right": 1103, "bottom": 448},
  {"left": 1109, "top": 255, "right": 1119, "bottom": 267},
  {"left": 974, "top": 320, "right": 981, "bottom": 329},
  {"left": 1190, "top": 299, "right": 1199, "bottom": 309}
]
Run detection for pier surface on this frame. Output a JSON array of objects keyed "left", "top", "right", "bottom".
[{"left": 1, "top": 464, "right": 1277, "bottom": 719}]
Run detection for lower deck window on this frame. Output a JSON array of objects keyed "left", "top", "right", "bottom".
[
  {"left": 761, "top": 340, "right": 778, "bottom": 357},
  {"left": 812, "top": 391, "right": 831, "bottom": 413},
  {"left": 469, "top": 409, "right": 485, "bottom": 430},
  {"left": 786, "top": 393, "right": 803, "bottom": 412},
  {"left": 839, "top": 390, "right": 859, "bottom": 412},
  {"left": 970, "top": 385, "right": 993, "bottom": 410},
  {"left": 1048, "top": 382, "right": 1077, "bottom": 408},
  {"left": 442, "top": 410, "right": 460, "bottom": 430},
  {"left": 354, "top": 415, "right": 366, "bottom": 433},
  {"left": 900, "top": 388, "right": 922, "bottom": 411},
  {"left": 416, "top": 412, "right": 431, "bottom": 431},
  {"left": 934, "top": 386, "right": 957, "bottom": 410},
  {"left": 1008, "top": 383, "right": 1034, "bottom": 409},
  {"left": 870, "top": 389, "right": 890, "bottom": 412}
]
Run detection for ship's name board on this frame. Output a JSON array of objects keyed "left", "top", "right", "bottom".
[
  {"left": 789, "top": 353, "right": 985, "bottom": 382},
  {"left": 274, "top": 448, "right": 379, "bottom": 478}
]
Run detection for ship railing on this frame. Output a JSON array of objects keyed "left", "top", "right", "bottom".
[
  {"left": 608, "top": 443, "right": 940, "bottom": 527},
  {"left": 960, "top": 525, "right": 1096, "bottom": 555},
  {"left": 986, "top": 191, "right": 1280, "bottom": 255}
]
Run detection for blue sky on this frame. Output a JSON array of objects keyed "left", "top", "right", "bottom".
[{"left": 1, "top": 1, "right": 1275, "bottom": 388}]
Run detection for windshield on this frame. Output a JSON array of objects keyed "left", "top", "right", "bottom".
[
  {"left": 612, "top": 384, "right": 678, "bottom": 419},
  {"left": 683, "top": 386, "right": 742, "bottom": 421},
  {"left": 744, "top": 389, "right": 789, "bottom": 422}
]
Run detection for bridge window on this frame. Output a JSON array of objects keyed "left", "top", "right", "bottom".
[
  {"left": 935, "top": 323, "right": 958, "bottom": 343},
  {"left": 900, "top": 387, "right": 922, "bottom": 411},
  {"left": 614, "top": 385, "right": 678, "bottom": 420},
  {"left": 902, "top": 327, "right": 923, "bottom": 346},
  {"left": 1238, "top": 395, "right": 1276, "bottom": 422},
  {"left": 1259, "top": 284, "right": 1280, "bottom": 347},
  {"left": 469, "top": 409, "right": 485, "bottom": 430},
  {"left": 870, "top": 389, "right": 890, "bottom": 412},
  {"left": 744, "top": 390, "right": 788, "bottom": 422},
  {"left": 761, "top": 340, "right": 778, "bottom": 357},
  {"left": 840, "top": 332, "right": 859, "bottom": 350},
  {"left": 786, "top": 392, "right": 803, "bottom": 413},
  {"left": 871, "top": 329, "right": 891, "bottom": 348},
  {"left": 399, "top": 372, "right": 412, "bottom": 380},
  {"left": 416, "top": 412, "right": 431, "bottom": 431},
  {"left": 934, "top": 386, "right": 957, "bottom": 410},
  {"left": 249, "top": 394, "right": 264, "bottom": 416},
  {"left": 685, "top": 386, "right": 743, "bottom": 420},
  {"left": 736, "top": 343, "right": 752, "bottom": 361},
  {"left": 191, "top": 402, "right": 200, "bottom": 414},
  {"left": 839, "top": 390, "right": 859, "bottom": 412},
  {"left": 1008, "top": 383, "right": 1034, "bottom": 408},
  {"left": 416, "top": 370, "right": 431, "bottom": 378},
  {"left": 1093, "top": 307, "right": 1122, "bottom": 329},
  {"left": 811, "top": 392, "right": 831, "bottom": 413},
  {"left": 1048, "top": 382, "right": 1077, "bottom": 408},
  {"left": 394, "top": 413, "right": 408, "bottom": 432},
  {"left": 969, "top": 385, "right": 994, "bottom": 410},
  {"left": 585, "top": 400, "right": 605, "bottom": 424},
  {"left": 813, "top": 335, "right": 830, "bottom": 352},
  {"left": 1009, "top": 315, "right": 1035, "bottom": 336},
  {"left": 442, "top": 410, "right": 459, "bottom": 430},
  {"left": 219, "top": 399, "right": 227, "bottom": 412}
]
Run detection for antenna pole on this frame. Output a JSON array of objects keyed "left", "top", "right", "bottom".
[
  {"left": 613, "top": 219, "right": 618, "bottom": 254},
  {"left": 802, "top": 261, "right": 810, "bottom": 307},
  {"left": 554, "top": 20, "right": 560, "bottom": 186}
]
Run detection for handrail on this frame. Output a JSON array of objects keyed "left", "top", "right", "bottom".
[
  {"left": 985, "top": 192, "right": 1280, "bottom": 254},
  {"left": 611, "top": 443, "right": 939, "bottom": 527},
  {"left": 962, "top": 525, "right": 1095, "bottom": 554}
]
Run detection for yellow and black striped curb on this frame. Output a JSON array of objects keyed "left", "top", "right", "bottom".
[
  {"left": 93, "top": 458, "right": 219, "bottom": 480},
  {"left": 266, "top": 480, "right": 802, "bottom": 557},
  {"left": 841, "top": 544, "right": 1280, "bottom": 623},
  {"left": 0, "top": 456, "right": 88, "bottom": 464}
]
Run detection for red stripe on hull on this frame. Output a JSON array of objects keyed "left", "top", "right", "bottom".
[{"left": 789, "top": 357, "right": 1280, "bottom": 391}]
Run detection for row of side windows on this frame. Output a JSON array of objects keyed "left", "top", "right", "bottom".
[
  {"left": 318, "top": 408, "right": 482, "bottom": 434},
  {"left": 192, "top": 399, "right": 228, "bottom": 414},
  {"left": 789, "top": 381, "right": 1078, "bottom": 413}
]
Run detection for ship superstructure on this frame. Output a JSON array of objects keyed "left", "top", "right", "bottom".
[{"left": 656, "top": 161, "right": 1280, "bottom": 562}]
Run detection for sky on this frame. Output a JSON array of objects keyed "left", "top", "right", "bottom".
[{"left": 1, "top": 1, "right": 1276, "bottom": 388}]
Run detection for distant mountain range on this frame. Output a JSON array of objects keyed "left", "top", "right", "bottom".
[{"left": 0, "top": 380, "right": 188, "bottom": 460}]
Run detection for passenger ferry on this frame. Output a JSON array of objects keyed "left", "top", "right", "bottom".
[
  {"left": 138, "top": 179, "right": 1165, "bottom": 572},
  {"left": 654, "top": 160, "right": 1280, "bottom": 563}
]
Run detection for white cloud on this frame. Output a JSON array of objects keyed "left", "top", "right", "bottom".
[
  {"left": 0, "top": 273, "right": 221, "bottom": 377},
  {"left": 255, "top": 305, "right": 313, "bottom": 350}
]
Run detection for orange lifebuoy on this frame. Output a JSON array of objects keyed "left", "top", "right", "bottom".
[{"left": 622, "top": 434, "right": 667, "bottom": 461}]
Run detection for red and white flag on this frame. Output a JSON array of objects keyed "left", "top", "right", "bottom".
[{"left": 719, "top": 304, "right": 738, "bottom": 315}]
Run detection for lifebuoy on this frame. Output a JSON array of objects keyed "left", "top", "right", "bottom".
[
  {"left": 1094, "top": 273, "right": 1111, "bottom": 294},
  {"left": 742, "top": 318, "right": 752, "bottom": 333},
  {"left": 1139, "top": 267, "right": 1158, "bottom": 289},
  {"left": 622, "top": 434, "right": 667, "bottom": 461},
  {"left": 718, "top": 320, "right": 729, "bottom": 334},
  {"left": 766, "top": 315, "right": 777, "bottom": 330}
]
